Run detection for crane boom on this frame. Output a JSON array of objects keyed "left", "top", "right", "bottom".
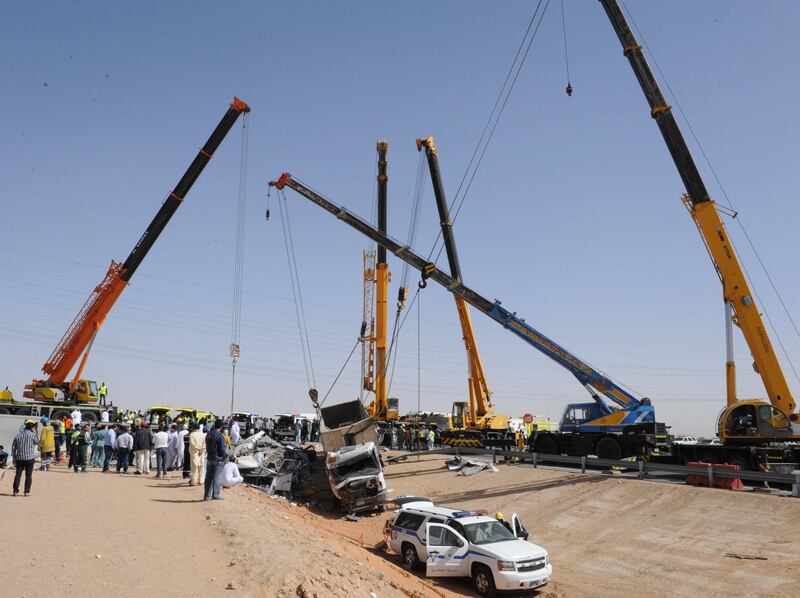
[
  {"left": 600, "top": 0, "right": 795, "bottom": 418},
  {"left": 365, "top": 140, "right": 394, "bottom": 420},
  {"left": 416, "top": 137, "right": 494, "bottom": 424},
  {"left": 39, "top": 97, "right": 250, "bottom": 389},
  {"left": 268, "top": 173, "right": 650, "bottom": 420}
]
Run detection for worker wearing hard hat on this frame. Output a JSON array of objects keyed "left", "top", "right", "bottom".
[
  {"left": 495, "top": 512, "right": 514, "bottom": 535},
  {"left": 38, "top": 417, "right": 55, "bottom": 472}
]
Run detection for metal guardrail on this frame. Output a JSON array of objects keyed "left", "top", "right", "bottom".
[{"left": 387, "top": 446, "right": 800, "bottom": 497}]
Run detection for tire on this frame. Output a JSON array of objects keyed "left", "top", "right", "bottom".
[
  {"left": 82, "top": 411, "right": 98, "bottom": 423},
  {"left": 0, "top": 407, "right": 10, "bottom": 415},
  {"left": 595, "top": 437, "right": 623, "bottom": 460},
  {"left": 533, "top": 435, "right": 559, "bottom": 455},
  {"left": 472, "top": 565, "right": 497, "bottom": 597},
  {"left": 51, "top": 410, "right": 70, "bottom": 421},
  {"left": 401, "top": 543, "right": 420, "bottom": 570}
]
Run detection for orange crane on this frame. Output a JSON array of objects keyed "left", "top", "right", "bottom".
[{"left": 9, "top": 98, "right": 250, "bottom": 414}]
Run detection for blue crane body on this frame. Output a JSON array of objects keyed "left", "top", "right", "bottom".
[{"left": 269, "top": 173, "right": 665, "bottom": 458}]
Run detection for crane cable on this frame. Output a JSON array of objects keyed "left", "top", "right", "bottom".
[
  {"left": 360, "top": 153, "right": 381, "bottom": 403},
  {"left": 385, "top": 152, "right": 428, "bottom": 392},
  {"left": 229, "top": 112, "right": 249, "bottom": 414},
  {"left": 386, "top": 287, "right": 423, "bottom": 398},
  {"left": 320, "top": 337, "right": 361, "bottom": 408},
  {"left": 561, "top": 0, "right": 572, "bottom": 96},
  {"left": 275, "top": 187, "right": 317, "bottom": 391},
  {"left": 621, "top": 2, "right": 800, "bottom": 386},
  {"left": 425, "top": 0, "right": 551, "bottom": 268}
]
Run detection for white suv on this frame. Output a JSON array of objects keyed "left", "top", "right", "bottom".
[
  {"left": 673, "top": 436, "right": 698, "bottom": 445},
  {"left": 388, "top": 500, "right": 551, "bottom": 596}
]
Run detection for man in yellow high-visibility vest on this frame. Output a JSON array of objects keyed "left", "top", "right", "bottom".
[{"left": 99, "top": 383, "right": 108, "bottom": 406}]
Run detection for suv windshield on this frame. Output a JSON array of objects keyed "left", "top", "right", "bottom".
[{"left": 463, "top": 521, "right": 516, "bottom": 545}]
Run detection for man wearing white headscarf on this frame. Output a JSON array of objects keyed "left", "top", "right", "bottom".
[
  {"left": 166, "top": 423, "right": 179, "bottom": 470},
  {"left": 230, "top": 419, "right": 241, "bottom": 446},
  {"left": 176, "top": 423, "right": 189, "bottom": 469}
]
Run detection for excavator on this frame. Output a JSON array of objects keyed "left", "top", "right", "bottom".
[
  {"left": 363, "top": 141, "right": 399, "bottom": 423},
  {"left": 416, "top": 137, "right": 510, "bottom": 448},
  {"left": 0, "top": 98, "right": 250, "bottom": 421},
  {"left": 600, "top": 0, "right": 800, "bottom": 469},
  {"left": 268, "top": 172, "right": 666, "bottom": 459}
]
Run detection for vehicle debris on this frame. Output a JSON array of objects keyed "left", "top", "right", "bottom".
[
  {"left": 445, "top": 455, "right": 498, "bottom": 476},
  {"left": 229, "top": 430, "right": 314, "bottom": 499},
  {"left": 724, "top": 553, "right": 768, "bottom": 561}
]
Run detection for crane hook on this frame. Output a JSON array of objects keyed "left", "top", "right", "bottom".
[{"left": 565, "top": 83, "right": 573, "bottom": 97}]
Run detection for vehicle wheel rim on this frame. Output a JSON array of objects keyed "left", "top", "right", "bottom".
[
  {"left": 404, "top": 549, "right": 414, "bottom": 566},
  {"left": 476, "top": 572, "right": 488, "bottom": 592}
]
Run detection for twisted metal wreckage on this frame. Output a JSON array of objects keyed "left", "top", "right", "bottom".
[{"left": 231, "top": 431, "right": 316, "bottom": 497}]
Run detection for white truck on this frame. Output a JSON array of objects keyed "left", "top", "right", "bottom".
[{"left": 388, "top": 500, "right": 551, "bottom": 596}]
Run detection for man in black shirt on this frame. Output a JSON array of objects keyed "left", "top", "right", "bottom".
[{"left": 204, "top": 419, "right": 226, "bottom": 500}]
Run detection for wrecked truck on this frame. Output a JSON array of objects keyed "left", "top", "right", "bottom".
[
  {"left": 326, "top": 441, "right": 387, "bottom": 513},
  {"left": 313, "top": 397, "right": 388, "bottom": 513}
]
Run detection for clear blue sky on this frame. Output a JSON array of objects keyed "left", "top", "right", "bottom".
[{"left": 1, "top": 1, "right": 798, "bottom": 436}]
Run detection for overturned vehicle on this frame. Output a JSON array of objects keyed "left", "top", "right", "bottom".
[{"left": 326, "top": 441, "right": 387, "bottom": 513}]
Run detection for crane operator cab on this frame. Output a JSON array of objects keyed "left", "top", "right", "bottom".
[
  {"left": 718, "top": 400, "right": 799, "bottom": 442},
  {"left": 558, "top": 403, "right": 609, "bottom": 433},
  {"left": 451, "top": 402, "right": 469, "bottom": 429}
]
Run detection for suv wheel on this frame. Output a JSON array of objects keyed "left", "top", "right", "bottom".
[
  {"left": 401, "top": 543, "right": 419, "bottom": 570},
  {"left": 473, "top": 565, "right": 497, "bottom": 597}
]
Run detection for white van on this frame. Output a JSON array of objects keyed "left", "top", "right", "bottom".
[{"left": 388, "top": 500, "right": 551, "bottom": 596}]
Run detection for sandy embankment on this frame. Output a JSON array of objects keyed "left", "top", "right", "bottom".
[{"left": 3, "top": 454, "right": 797, "bottom": 597}]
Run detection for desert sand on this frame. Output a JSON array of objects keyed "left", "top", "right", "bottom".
[{"left": 2, "top": 454, "right": 798, "bottom": 597}]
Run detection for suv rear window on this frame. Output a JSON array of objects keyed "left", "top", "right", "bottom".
[{"left": 395, "top": 512, "right": 425, "bottom": 531}]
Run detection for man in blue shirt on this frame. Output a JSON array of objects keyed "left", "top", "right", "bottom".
[
  {"left": 204, "top": 419, "right": 226, "bottom": 501},
  {"left": 103, "top": 423, "right": 117, "bottom": 472}
]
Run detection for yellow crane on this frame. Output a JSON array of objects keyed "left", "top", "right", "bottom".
[
  {"left": 364, "top": 141, "right": 399, "bottom": 422},
  {"left": 601, "top": 0, "right": 799, "bottom": 469},
  {"left": 416, "top": 137, "right": 510, "bottom": 448}
]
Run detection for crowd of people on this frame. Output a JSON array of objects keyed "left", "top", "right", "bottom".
[
  {"left": 6, "top": 411, "right": 259, "bottom": 500},
  {"left": 5, "top": 408, "right": 335, "bottom": 498},
  {"left": 5, "top": 409, "right": 517, "bottom": 499}
]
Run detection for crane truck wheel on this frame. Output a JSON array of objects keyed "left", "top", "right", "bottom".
[
  {"left": 82, "top": 411, "right": 98, "bottom": 423},
  {"left": 51, "top": 409, "right": 71, "bottom": 421},
  {"left": 595, "top": 437, "right": 623, "bottom": 460},
  {"left": 533, "top": 435, "right": 559, "bottom": 455},
  {"left": 0, "top": 407, "right": 10, "bottom": 414}
]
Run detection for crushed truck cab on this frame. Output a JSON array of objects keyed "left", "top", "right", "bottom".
[
  {"left": 326, "top": 441, "right": 387, "bottom": 513},
  {"left": 389, "top": 500, "right": 551, "bottom": 596}
]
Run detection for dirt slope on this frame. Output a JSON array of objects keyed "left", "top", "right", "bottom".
[
  {"left": 373, "top": 454, "right": 800, "bottom": 597},
  {"left": 3, "top": 454, "right": 796, "bottom": 598}
]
